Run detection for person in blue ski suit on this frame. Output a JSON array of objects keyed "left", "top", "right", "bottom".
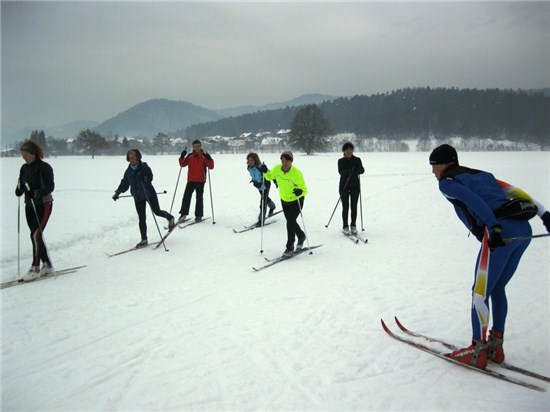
[
  {"left": 113, "top": 149, "right": 175, "bottom": 247},
  {"left": 246, "top": 152, "right": 276, "bottom": 227},
  {"left": 429, "top": 144, "right": 550, "bottom": 369}
]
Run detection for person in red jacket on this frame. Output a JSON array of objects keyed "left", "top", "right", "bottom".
[{"left": 178, "top": 140, "right": 214, "bottom": 222}]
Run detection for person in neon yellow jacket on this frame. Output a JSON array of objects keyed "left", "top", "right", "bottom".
[{"left": 261, "top": 151, "right": 308, "bottom": 257}]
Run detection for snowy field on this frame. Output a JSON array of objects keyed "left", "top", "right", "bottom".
[{"left": 1, "top": 151, "right": 549, "bottom": 411}]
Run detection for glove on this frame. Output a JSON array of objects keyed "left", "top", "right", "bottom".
[
  {"left": 180, "top": 149, "right": 187, "bottom": 159},
  {"left": 260, "top": 164, "right": 268, "bottom": 173},
  {"left": 542, "top": 211, "right": 550, "bottom": 233},
  {"left": 293, "top": 188, "right": 303, "bottom": 197},
  {"left": 487, "top": 225, "right": 506, "bottom": 249},
  {"left": 203, "top": 152, "right": 212, "bottom": 161},
  {"left": 112, "top": 192, "right": 120, "bottom": 201}
]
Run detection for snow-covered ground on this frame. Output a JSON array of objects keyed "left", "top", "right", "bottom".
[{"left": 1, "top": 151, "right": 549, "bottom": 411}]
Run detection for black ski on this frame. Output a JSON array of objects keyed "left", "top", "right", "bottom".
[
  {"left": 178, "top": 217, "right": 210, "bottom": 229},
  {"left": 233, "top": 220, "right": 276, "bottom": 234},
  {"left": 105, "top": 244, "right": 153, "bottom": 257},
  {"left": 233, "top": 210, "right": 283, "bottom": 233},
  {"left": 1, "top": 265, "right": 87, "bottom": 289},
  {"left": 381, "top": 319, "right": 545, "bottom": 392},
  {"left": 164, "top": 218, "right": 190, "bottom": 230},
  {"left": 343, "top": 232, "right": 359, "bottom": 243},
  {"left": 343, "top": 231, "right": 368, "bottom": 243},
  {"left": 393, "top": 316, "right": 550, "bottom": 383},
  {"left": 155, "top": 217, "right": 210, "bottom": 250},
  {"left": 253, "top": 245, "right": 322, "bottom": 272}
]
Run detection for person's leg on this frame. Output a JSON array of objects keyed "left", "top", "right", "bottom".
[
  {"left": 194, "top": 183, "right": 205, "bottom": 218},
  {"left": 135, "top": 199, "right": 147, "bottom": 240},
  {"left": 340, "top": 187, "right": 350, "bottom": 229},
  {"left": 179, "top": 183, "right": 194, "bottom": 217}
]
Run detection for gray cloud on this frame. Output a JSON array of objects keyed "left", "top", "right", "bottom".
[{"left": 2, "top": 1, "right": 548, "bottom": 131}]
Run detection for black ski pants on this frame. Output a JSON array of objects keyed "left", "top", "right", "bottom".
[
  {"left": 340, "top": 185, "right": 360, "bottom": 228},
  {"left": 135, "top": 192, "right": 173, "bottom": 240},
  {"left": 282, "top": 197, "right": 305, "bottom": 250},
  {"left": 179, "top": 182, "right": 205, "bottom": 218},
  {"left": 26, "top": 201, "right": 53, "bottom": 267}
]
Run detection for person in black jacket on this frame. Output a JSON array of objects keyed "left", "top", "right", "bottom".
[
  {"left": 113, "top": 149, "right": 175, "bottom": 247},
  {"left": 338, "top": 142, "right": 365, "bottom": 234},
  {"left": 15, "top": 140, "right": 55, "bottom": 281}
]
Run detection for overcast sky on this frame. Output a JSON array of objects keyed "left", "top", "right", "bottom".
[{"left": 2, "top": 1, "right": 549, "bottom": 131}]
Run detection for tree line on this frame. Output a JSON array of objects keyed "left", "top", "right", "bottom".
[{"left": 184, "top": 87, "right": 549, "bottom": 149}]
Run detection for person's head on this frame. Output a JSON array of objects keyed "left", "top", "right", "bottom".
[
  {"left": 429, "top": 144, "right": 458, "bottom": 180},
  {"left": 126, "top": 149, "right": 142, "bottom": 164},
  {"left": 280, "top": 151, "right": 293, "bottom": 170},
  {"left": 342, "top": 142, "right": 354, "bottom": 159},
  {"left": 20, "top": 140, "right": 44, "bottom": 163},
  {"left": 247, "top": 152, "right": 260, "bottom": 167},
  {"left": 192, "top": 139, "right": 202, "bottom": 153}
]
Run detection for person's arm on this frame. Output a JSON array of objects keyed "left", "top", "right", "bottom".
[{"left": 439, "top": 178, "right": 498, "bottom": 229}]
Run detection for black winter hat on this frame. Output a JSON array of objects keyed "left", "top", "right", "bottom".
[{"left": 429, "top": 144, "right": 458, "bottom": 165}]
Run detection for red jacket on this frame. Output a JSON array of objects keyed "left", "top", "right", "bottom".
[{"left": 178, "top": 152, "right": 214, "bottom": 183}]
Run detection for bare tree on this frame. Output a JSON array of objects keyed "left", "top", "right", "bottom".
[{"left": 289, "top": 104, "right": 332, "bottom": 155}]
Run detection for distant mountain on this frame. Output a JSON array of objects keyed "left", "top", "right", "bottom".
[
  {"left": 94, "top": 99, "right": 222, "bottom": 137},
  {"left": 48, "top": 120, "right": 100, "bottom": 138},
  {"left": 217, "top": 94, "right": 336, "bottom": 117},
  {"left": 2, "top": 120, "right": 99, "bottom": 146}
]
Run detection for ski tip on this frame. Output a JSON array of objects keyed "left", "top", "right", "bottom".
[
  {"left": 394, "top": 316, "right": 404, "bottom": 328},
  {"left": 380, "top": 318, "right": 390, "bottom": 332}
]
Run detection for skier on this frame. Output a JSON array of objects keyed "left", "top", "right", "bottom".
[
  {"left": 113, "top": 149, "right": 175, "bottom": 247},
  {"left": 261, "top": 151, "right": 308, "bottom": 257},
  {"left": 15, "top": 140, "right": 55, "bottom": 280},
  {"left": 429, "top": 144, "right": 550, "bottom": 369},
  {"left": 177, "top": 140, "right": 214, "bottom": 222},
  {"left": 338, "top": 142, "right": 365, "bottom": 234},
  {"left": 246, "top": 152, "right": 276, "bottom": 227}
]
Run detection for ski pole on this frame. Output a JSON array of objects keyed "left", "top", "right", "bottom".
[
  {"left": 25, "top": 183, "right": 52, "bottom": 268},
  {"left": 119, "top": 190, "right": 166, "bottom": 198},
  {"left": 170, "top": 147, "right": 186, "bottom": 214},
  {"left": 359, "top": 175, "right": 364, "bottom": 232},
  {"left": 141, "top": 182, "right": 168, "bottom": 252},
  {"left": 17, "top": 195, "right": 21, "bottom": 278},
  {"left": 169, "top": 168, "right": 182, "bottom": 214},
  {"left": 296, "top": 196, "right": 312, "bottom": 254},
  {"left": 325, "top": 173, "right": 351, "bottom": 228},
  {"left": 207, "top": 167, "right": 215, "bottom": 224},
  {"left": 505, "top": 233, "right": 550, "bottom": 241},
  {"left": 260, "top": 175, "right": 266, "bottom": 254}
]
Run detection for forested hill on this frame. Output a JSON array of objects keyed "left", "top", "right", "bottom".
[
  {"left": 184, "top": 88, "right": 549, "bottom": 147},
  {"left": 95, "top": 99, "right": 222, "bottom": 137}
]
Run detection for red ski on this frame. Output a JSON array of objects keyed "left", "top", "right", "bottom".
[
  {"left": 381, "top": 318, "right": 545, "bottom": 392},
  {"left": 393, "top": 316, "right": 550, "bottom": 383}
]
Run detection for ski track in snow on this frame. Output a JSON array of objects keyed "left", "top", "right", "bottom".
[{"left": 1, "top": 152, "right": 549, "bottom": 411}]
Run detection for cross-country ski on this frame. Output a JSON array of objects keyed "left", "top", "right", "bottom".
[
  {"left": 105, "top": 244, "right": 153, "bottom": 257},
  {"left": 253, "top": 245, "right": 322, "bottom": 272},
  {"left": 392, "top": 316, "right": 550, "bottom": 382},
  {"left": 178, "top": 217, "right": 210, "bottom": 229},
  {"left": 381, "top": 318, "right": 546, "bottom": 392},
  {"left": 233, "top": 210, "right": 283, "bottom": 233},
  {"left": 1, "top": 265, "right": 87, "bottom": 289}
]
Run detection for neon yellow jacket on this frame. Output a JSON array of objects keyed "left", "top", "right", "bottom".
[{"left": 264, "top": 164, "right": 308, "bottom": 202}]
